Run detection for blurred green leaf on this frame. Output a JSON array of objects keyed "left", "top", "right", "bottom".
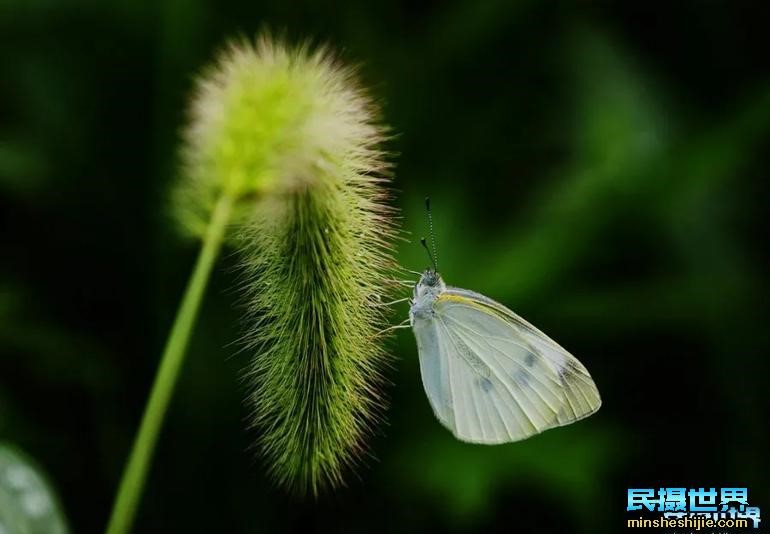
[{"left": 0, "top": 443, "right": 69, "bottom": 534}]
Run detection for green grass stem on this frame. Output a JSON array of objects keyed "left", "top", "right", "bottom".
[{"left": 105, "top": 192, "right": 235, "bottom": 534}]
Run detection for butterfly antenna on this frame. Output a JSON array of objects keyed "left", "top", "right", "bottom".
[
  {"left": 425, "top": 197, "right": 438, "bottom": 271},
  {"left": 420, "top": 237, "right": 437, "bottom": 272},
  {"left": 420, "top": 237, "right": 436, "bottom": 271}
]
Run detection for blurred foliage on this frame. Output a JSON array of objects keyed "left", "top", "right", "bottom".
[
  {"left": 1, "top": 1, "right": 769, "bottom": 533},
  {"left": 0, "top": 443, "right": 69, "bottom": 534}
]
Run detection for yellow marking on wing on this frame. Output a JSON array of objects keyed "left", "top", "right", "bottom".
[
  {"left": 437, "top": 293, "right": 485, "bottom": 308},
  {"left": 437, "top": 293, "right": 513, "bottom": 323}
]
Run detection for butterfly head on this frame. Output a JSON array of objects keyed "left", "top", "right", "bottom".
[
  {"left": 411, "top": 197, "right": 445, "bottom": 316},
  {"left": 420, "top": 268, "right": 440, "bottom": 287},
  {"left": 413, "top": 269, "right": 446, "bottom": 302}
]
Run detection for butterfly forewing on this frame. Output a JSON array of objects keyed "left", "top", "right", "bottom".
[
  {"left": 443, "top": 288, "right": 602, "bottom": 426},
  {"left": 523, "top": 337, "right": 602, "bottom": 425},
  {"left": 417, "top": 287, "right": 600, "bottom": 443}
]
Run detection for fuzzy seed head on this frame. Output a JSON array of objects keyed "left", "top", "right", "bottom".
[
  {"left": 175, "top": 35, "right": 388, "bottom": 237},
  {"left": 179, "top": 35, "right": 398, "bottom": 494}
]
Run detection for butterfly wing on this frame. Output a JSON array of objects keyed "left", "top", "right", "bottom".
[
  {"left": 443, "top": 288, "right": 602, "bottom": 427},
  {"left": 412, "top": 317, "right": 453, "bottom": 432},
  {"left": 416, "top": 287, "right": 600, "bottom": 444}
]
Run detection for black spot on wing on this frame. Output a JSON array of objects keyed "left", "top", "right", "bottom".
[
  {"left": 524, "top": 350, "right": 536, "bottom": 367},
  {"left": 557, "top": 359, "right": 581, "bottom": 381},
  {"left": 478, "top": 377, "right": 494, "bottom": 392}
]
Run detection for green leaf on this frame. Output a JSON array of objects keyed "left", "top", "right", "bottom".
[{"left": 0, "top": 443, "right": 69, "bottom": 534}]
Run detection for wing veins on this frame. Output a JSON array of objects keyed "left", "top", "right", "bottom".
[
  {"left": 440, "top": 318, "right": 490, "bottom": 441},
  {"left": 457, "top": 326, "right": 562, "bottom": 420},
  {"left": 444, "top": 314, "right": 564, "bottom": 402},
  {"left": 439, "top": 318, "right": 540, "bottom": 434},
  {"left": 440, "top": 317, "right": 558, "bottom": 429},
  {"left": 443, "top": 310, "right": 598, "bottom": 420},
  {"left": 443, "top": 313, "right": 562, "bottom": 383},
  {"left": 479, "top": 375, "right": 513, "bottom": 441},
  {"left": 442, "top": 326, "right": 463, "bottom": 437}
]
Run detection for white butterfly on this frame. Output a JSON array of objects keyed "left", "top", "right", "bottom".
[{"left": 409, "top": 267, "right": 601, "bottom": 444}]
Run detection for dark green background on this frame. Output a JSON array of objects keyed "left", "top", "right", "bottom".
[{"left": 2, "top": 1, "right": 769, "bottom": 532}]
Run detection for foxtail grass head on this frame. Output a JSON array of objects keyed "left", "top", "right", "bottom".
[
  {"left": 175, "top": 35, "right": 389, "bottom": 236},
  {"left": 175, "top": 34, "right": 398, "bottom": 494}
]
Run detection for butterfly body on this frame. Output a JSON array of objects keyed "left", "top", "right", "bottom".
[
  {"left": 410, "top": 269, "right": 601, "bottom": 444},
  {"left": 409, "top": 270, "right": 444, "bottom": 323}
]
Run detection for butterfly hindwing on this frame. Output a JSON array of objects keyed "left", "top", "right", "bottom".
[{"left": 414, "top": 318, "right": 454, "bottom": 430}]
